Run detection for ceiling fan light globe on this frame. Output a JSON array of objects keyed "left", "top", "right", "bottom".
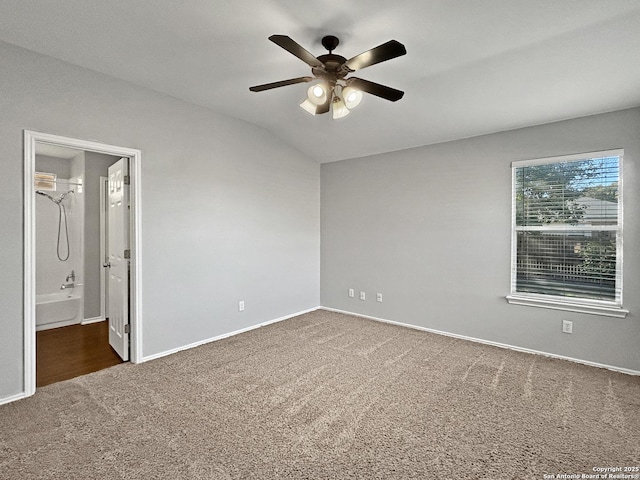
[
  {"left": 343, "top": 87, "right": 363, "bottom": 109},
  {"left": 307, "top": 83, "right": 328, "bottom": 106},
  {"left": 332, "top": 97, "right": 350, "bottom": 120},
  {"left": 299, "top": 99, "right": 318, "bottom": 115}
]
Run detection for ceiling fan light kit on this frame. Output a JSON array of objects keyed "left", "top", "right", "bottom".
[
  {"left": 299, "top": 98, "right": 319, "bottom": 115},
  {"left": 250, "top": 34, "right": 406, "bottom": 120},
  {"left": 342, "top": 86, "right": 363, "bottom": 109},
  {"left": 331, "top": 94, "right": 350, "bottom": 120},
  {"left": 307, "top": 83, "right": 329, "bottom": 106}
]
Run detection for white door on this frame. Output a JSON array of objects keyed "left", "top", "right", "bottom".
[{"left": 107, "top": 158, "right": 129, "bottom": 361}]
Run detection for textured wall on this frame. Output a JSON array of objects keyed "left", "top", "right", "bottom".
[
  {"left": 0, "top": 41, "right": 320, "bottom": 401},
  {"left": 321, "top": 108, "right": 640, "bottom": 372}
]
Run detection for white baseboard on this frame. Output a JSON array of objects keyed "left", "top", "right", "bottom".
[
  {"left": 1, "top": 307, "right": 320, "bottom": 406},
  {"left": 6, "top": 304, "right": 632, "bottom": 407},
  {"left": 320, "top": 307, "right": 640, "bottom": 376},
  {"left": 140, "top": 307, "right": 320, "bottom": 363},
  {"left": 0, "top": 391, "right": 28, "bottom": 406},
  {"left": 36, "top": 319, "right": 81, "bottom": 331},
  {"left": 82, "top": 317, "right": 106, "bottom": 325}
]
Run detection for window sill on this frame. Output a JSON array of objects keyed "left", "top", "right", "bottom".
[{"left": 506, "top": 294, "right": 629, "bottom": 318}]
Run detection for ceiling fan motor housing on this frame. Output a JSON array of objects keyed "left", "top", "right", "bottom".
[
  {"left": 321, "top": 35, "right": 340, "bottom": 53},
  {"left": 313, "top": 54, "right": 349, "bottom": 81}
]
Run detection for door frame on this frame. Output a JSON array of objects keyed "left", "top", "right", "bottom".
[
  {"left": 23, "top": 130, "right": 143, "bottom": 397},
  {"left": 99, "top": 175, "right": 109, "bottom": 322}
]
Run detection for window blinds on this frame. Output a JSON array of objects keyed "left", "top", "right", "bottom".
[{"left": 511, "top": 151, "right": 622, "bottom": 304}]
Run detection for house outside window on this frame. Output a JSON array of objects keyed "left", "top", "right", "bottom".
[{"left": 507, "top": 150, "right": 628, "bottom": 318}]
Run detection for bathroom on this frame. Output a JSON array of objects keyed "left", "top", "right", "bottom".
[{"left": 35, "top": 145, "right": 121, "bottom": 332}]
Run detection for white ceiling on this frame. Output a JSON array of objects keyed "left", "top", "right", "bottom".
[{"left": 1, "top": 0, "right": 640, "bottom": 163}]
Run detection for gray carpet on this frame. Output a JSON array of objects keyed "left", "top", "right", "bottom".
[{"left": 1, "top": 310, "right": 639, "bottom": 479}]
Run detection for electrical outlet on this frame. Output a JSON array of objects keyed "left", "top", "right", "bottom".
[
  {"left": 376, "top": 293, "right": 383, "bottom": 303},
  {"left": 360, "top": 291, "right": 366, "bottom": 301},
  {"left": 562, "top": 320, "right": 573, "bottom": 334},
  {"left": 238, "top": 300, "right": 245, "bottom": 312},
  {"left": 348, "top": 288, "right": 354, "bottom": 298}
]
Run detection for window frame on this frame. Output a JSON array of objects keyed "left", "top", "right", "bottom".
[{"left": 506, "top": 149, "right": 628, "bottom": 318}]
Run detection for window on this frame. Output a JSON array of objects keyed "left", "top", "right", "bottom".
[
  {"left": 34, "top": 171, "right": 56, "bottom": 191},
  {"left": 507, "top": 150, "right": 627, "bottom": 317}
]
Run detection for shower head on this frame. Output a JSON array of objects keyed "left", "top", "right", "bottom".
[{"left": 56, "top": 190, "right": 74, "bottom": 203}]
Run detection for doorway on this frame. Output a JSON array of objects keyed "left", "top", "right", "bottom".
[
  {"left": 36, "top": 322, "right": 124, "bottom": 387},
  {"left": 24, "top": 130, "right": 142, "bottom": 397}
]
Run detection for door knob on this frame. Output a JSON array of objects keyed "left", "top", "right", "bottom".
[{"left": 103, "top": 261, "right": 111, "bottom": 268}]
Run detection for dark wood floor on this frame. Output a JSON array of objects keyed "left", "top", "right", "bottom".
[{"left": 36, "top": 321, "right": 124, "bottom": 387}]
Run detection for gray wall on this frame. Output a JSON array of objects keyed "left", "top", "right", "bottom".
[
  {"left": 84, "top": 152, "right": 120, "bottom": 320},
  {"left": 321, "top": 108, "right": 640, "bottom": 372},
  {"left": 35, "top": 155, "right": 71, "bottom": 178},
  {"left": 0, "top": 41, "right": 320, "bottom": 400}
]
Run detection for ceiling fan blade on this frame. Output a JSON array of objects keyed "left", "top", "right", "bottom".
[
  {"left": 249, "top": 76, "right": 314, "bottom": 92},
  {"left": 344, "top": 40, "right": 407, "bottom": 72},
  {"left": 269, "top": 35, "right": 324, "bottom": 68},
  {"left": 346, "top": 77, "right": 405, "bottom": 102}
]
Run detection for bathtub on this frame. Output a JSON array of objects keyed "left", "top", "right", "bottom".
[{"left": 36, "top": 287, "right": 82, "bottom": 331}]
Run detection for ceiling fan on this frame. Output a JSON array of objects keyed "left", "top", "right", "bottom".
[{"left": 249, "top": 35, "right": 407, "bottom": 119}]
